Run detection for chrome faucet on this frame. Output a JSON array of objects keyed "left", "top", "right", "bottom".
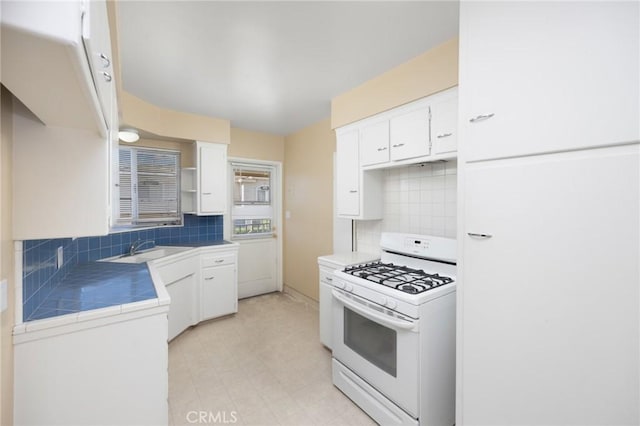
[{"left": 129, "top": 239, "right": 155, "bottom": 256}]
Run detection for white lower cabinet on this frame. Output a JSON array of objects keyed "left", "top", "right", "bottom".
[
  {"left": 200, "top": 249, "right": 238, "bottom": 321},
  {"left": 154, "top": 244, "right": 239, "bottom": 340},
  {"left": 155, "top": 254, "right": 199, "bottom": 341},
  {"left": 318, "top": 266, "right": 335, "bottom": 349},
  {"left": 165, "top": 273, "right": 197, "bottom": 341},
  {"left": 14, "top": 308, "right": 169, "bottom": 426},
  {"left": 201, "top": 265, "right": 237, "bottom": 320}
]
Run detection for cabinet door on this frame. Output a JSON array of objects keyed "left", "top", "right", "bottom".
[
  {"left": 460, "top": 1, "right": 639, "bottom": 162},
  {"left": 389, "top": 106, "right": 430, "bottom": 161},
  {"left": 199, "top": 143, "right": 227, "bottom": 215},
  {"left": 166, "top": 273, "right": 196, "bottom": 341},
  {"left": 336, "top": 129, "right": 360, "bottom": 216},
  {"left": 431, "top": 89, "right": 458, "bottom": 156},
  {"left": 459, "top": 146, "right": 639, "bottom": 425},
  {"left": 201, "top": 264, "right": 237, "bottom": 320},
  {"left": 360, "top": 120, "right": 389, "bottom": 166},
  {"left": 81, "top": 0, "right": 114, "bottom": 131}
]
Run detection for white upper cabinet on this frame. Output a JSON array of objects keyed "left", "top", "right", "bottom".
[
  {"left": 81, "top": 0, "right": 115, "bottom": 132},
  {"left": 460, "top": 2, "right": 639, "bottom": 162},
  {"left": 197, "top": 142, "right": 228, "bottom": 215},
  {"left": 389, "top": 105, "right": 430, "bottom": 161},
  {"left": 8, "top": 0, "right": 118, "bottom": 239},
  {"left": 431, "top": 87, "right": 458, "bottom": 156},
  {"left": 348, "top": 87, "right": 458, "bottom": 171},
  {"left": 360, "top": 120, "right": 390, "bottom": 166},
  {"left": 336, "top": 128, "right": 384, "bottom": 220},
  {"left": 1, "top": 0, "right": 114, "bottom": 137}
]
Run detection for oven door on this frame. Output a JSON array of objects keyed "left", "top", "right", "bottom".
[{"left": 332, "top": 288, "right": 420, "bottom": 417}]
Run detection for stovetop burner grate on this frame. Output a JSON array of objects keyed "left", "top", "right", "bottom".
[{"left": 343, "top": 261, "right": 453, "bottom": 294}]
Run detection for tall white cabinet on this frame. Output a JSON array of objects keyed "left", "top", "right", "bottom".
[{"left": 457, "top": 2, "right": 639, "bottom": 425}]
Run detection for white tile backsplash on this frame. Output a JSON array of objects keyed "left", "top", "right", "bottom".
[{"left": 356, "top": 160, "right": 457, "bottom": 254}]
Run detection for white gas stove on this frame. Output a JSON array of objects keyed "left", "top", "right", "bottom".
[{"left": 331, "top": 232, "right": 456, "bottom": 426}]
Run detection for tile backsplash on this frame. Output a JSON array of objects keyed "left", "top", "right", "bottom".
[
  {"left": 22, "top": 214, "right": 223, "bottom": 321},
  {"left": 356, "top": 160, "right": 457, "bottom": 254}
]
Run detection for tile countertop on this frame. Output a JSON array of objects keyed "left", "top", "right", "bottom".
[
  {"left": 26, "top": 262, "right": 157, "bottom": 322},
  {"left": 20, "top": 240, "right": 236, "bottom": 328}
]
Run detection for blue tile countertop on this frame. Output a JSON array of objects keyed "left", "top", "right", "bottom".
[{"left": 27, "top": 262, "right": 156, "bottom": 321}]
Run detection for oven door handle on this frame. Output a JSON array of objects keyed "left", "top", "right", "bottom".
[{"left": 332, "top": 290, "right": 418, "bottom": 331}]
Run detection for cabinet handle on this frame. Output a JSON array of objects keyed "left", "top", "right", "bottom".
[
  {"left": 102, "top": 71, "right": 112, "bottom": 82},
  {"left": 392, "top": 143, "right": 405, "bottom": 148},
  {"left": 467, "top": 232, "right": 493, "bottom": 239},
  {"left": 469, "top": 113, "right": 494, "bottom": 123},
  {"left": 349, "top": 190, "right": 358, "bottom": 193},
  {"left": 326, "top": 277, "right": 333, "bottom": 282},
  {"left": 215, "top": 259, "right": 224, "bottom": 263},
  {"left": 377, "top": 147, "right": 388, "bottom": 151},
  {"left": 437, "top": 133, "right": 453, "bottom": 139},
  {"left": 99, "top": 53, "right": 111, "bottom": 68},
  {"left": 205, "top": 276, "right": 215, "bottom": 280}
]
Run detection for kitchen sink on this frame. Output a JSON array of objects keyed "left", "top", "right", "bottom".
[{"left": 100, "top": 246, "right": 192, "bottom": 264}]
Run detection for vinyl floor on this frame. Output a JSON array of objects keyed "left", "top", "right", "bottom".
[{"left": 168, "top": 291, "right": 377, "bottom": 426}]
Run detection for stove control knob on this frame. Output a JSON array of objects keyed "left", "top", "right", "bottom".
[
  {"left": 345, "top": 283, "right": 354, "bottom": 292},
  {"left": 386, "top": 300, "right": 397, "bottom": 309},
  {"left": 335, "top": 280, "right": 345, "bottom": 289}
]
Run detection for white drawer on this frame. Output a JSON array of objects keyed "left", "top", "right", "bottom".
[
  {"left": 319, "top": 269, "right": 336, "bottom": 285},
  {"left": 201, "top": 252, "right": 235, "bottom": 268}
]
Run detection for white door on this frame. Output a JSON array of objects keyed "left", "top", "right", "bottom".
[{"left": 230, "top": 162, "right": 279, "bottom": 298}]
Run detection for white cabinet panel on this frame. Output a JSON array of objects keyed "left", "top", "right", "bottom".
[
  {"left": 198, "top": 142, "right": 227, "bottom": 215},
  {"left": 459, "top": 146, "right": 639, "bottom": 425},
  {"left": 431, "top": 88, "right": 458, "bottom": 156},
  {"left": 12, "top": 101, "right": 111, "bottom": 239},
  {"left": 360, "top": 120, "right": 389, "bottom": 166},
  {"left": 318, "top": 266, "right": 335, "bottom": 349},
  {"left": 201, "top": 264, "right": 236, "bottom": 320},
  {"left": 166, "top": 274, "right": 196, "bottom": 341},
  {"left": 460, "top": 1, "right": 640, "bottom": 162},
  {"left": 336, "top": 129, "right": 360, "bottom": 217},
  {"left": 389, "top": 106, "right": 430, "bottom": 161},
  {"left": 81, "top": 0, "right": 114, "bottom": 132},
  {"left": 14, "top": 311, "right": 168, "bottom": 426}
]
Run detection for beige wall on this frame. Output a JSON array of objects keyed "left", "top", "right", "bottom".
[
  {"left": 120, "top": 92, "right": 231, "bottom": 144},
  {"left": 1, "top": 88, "right": 15, "bottom": 425},
  {"left": 283, "top": 118, "right": 335, "bottom": 301},
  {"left": 331, "top": 37, "right": 459, "bottom": 129},
  {"left": 229, "top": 128, "right": 285, "bottom": 163}
]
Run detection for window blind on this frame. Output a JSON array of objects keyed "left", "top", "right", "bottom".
[{"left": 118, "top": 147, "right": 181, "bottom": 226}]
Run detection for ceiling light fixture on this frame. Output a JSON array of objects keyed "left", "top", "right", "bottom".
[{"left": 118, "top": 128, "right": 139, "bottom": 143}]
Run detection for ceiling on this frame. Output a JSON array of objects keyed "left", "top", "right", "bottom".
[{"left": 117, "top": 1, "right": 459, "bottom": 136}]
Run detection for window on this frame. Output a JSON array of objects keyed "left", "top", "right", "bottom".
[
  {"left": 117, "top": 147, "right": 181, "bottom": 226},
  {"left": 230, "top": 163, "right": 274, "bottom": 239}
]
